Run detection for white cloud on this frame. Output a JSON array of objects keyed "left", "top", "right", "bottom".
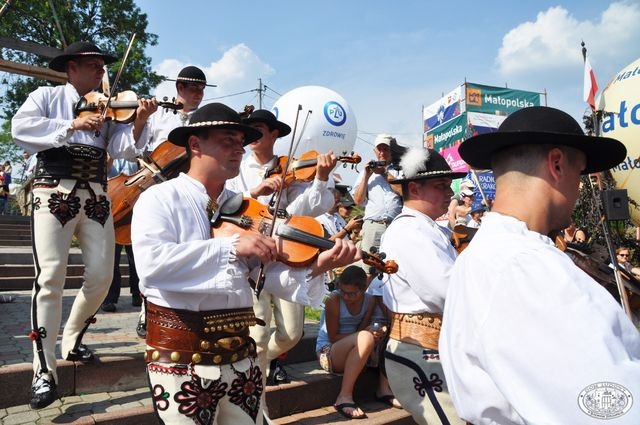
[
  {"left": 496, "top": 2, "right": 640, "bottom": 78},
  {"left": 152, "top": 44, "right": 275, "bottom": 108}
]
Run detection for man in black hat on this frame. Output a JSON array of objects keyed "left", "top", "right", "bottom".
[
  {"left": 226, "top": 109, "right": 337, "bottom": 393},
  {"left": 135, "top": 65, "right": 207, "bottom": 152},
  {"left": 440, "top": 106, "right": 640, "bottom": 424},
  {"left": 377, "top": 147, "right": 466, "bottom": 424},
  {"left": 131, "top": 102, "right": 359, "bottom": 425},
  {"left": 11, "top": 40, "right": 153, "bottom": 409}
]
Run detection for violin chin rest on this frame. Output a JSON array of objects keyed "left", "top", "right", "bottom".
[{"left": 220, "top": 193, "right": 245, "bottom": 216}]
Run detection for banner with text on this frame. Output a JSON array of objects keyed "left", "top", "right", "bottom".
[
  {"left": 426, "top": 113, "right": 467, "bottom": 151},
  {"left": 465, "top": 83, "right": 541, "bottom": 115}
]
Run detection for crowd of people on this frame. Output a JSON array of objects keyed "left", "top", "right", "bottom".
[{"left": 6, "top": 38, "right": 640, "bottom": 425}]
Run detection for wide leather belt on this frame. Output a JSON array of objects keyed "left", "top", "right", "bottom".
[
  {"left": 389, "top": 312, "right": 442, "bottom": 350},
  {"left": 35, "top": 145, "right": 107, "bottom": 184},
  {"left": 145, "top": 302, "right": 259, "bottom": 366}
]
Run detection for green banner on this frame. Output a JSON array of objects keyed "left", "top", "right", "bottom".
[
  {"left": 426, "top": 113, "right": 467, "bottom": 150},
  {"left": 465, "top": 83, "right": 540, "bottom": 115}
]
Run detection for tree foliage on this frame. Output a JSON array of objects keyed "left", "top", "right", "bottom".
[{"left": 0, "top": 0, "right": 163, "bottom": 163}]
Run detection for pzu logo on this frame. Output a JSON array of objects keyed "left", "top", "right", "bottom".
[{"left": 324, "top": 101, "right": 346, "bottom": 126}]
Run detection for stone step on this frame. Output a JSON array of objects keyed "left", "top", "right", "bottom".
[
  {"left": 0, "top": 275, "right": 131, "bottom": 291},
  {"left": 0, "top": 264, "right": 129, "bottom": 278},
  {"left": 0, "top": 216, "right": 30, "bottom": 225},
  {"left": 274, "top": 401, "right": 416, "bottom": 424},
  {"left": 0, "top": 362, "right": 415, "bottom": 425},
  {"left": 0, "top": 240, "right": 31, "bottom": 246}
]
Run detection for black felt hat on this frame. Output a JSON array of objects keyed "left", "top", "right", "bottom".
[
  {"left": 176, "top": 66, "right": 207, "bottom": 85},
  {"left": 242, "top": 109, "right": 291, "bottom": 138},
  {"left": 168, "top": 103, "right": 263, "bottom": 147},
  {"left": 458, "top": 106, "right": 626, "bottom": 174},
  {"left": 390, "top": 147, "right": 467, "bottom": 184},
  {"left": 49, "top": 41, "right": 117, "bottom": 72}
]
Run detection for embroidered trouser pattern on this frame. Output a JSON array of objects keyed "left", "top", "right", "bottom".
[
  {"left": 385, "top": 338, "right": 465, "bottom": 425},
  {"left": 30, "top": 183, "right": 114, "bottom": 382},
  {"left": 148, "top": 357, "right": 263, "bottom": 425}
]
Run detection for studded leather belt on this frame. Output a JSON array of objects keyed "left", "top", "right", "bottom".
[
  {"left": 389, "top": 312, "right": 442, "bottom": 350},
  {"left": 34, "top": 145, "right": 107, "bottom": 184},
  {"left": 145, "top": 302, "right": 262, "bottom": 366}
]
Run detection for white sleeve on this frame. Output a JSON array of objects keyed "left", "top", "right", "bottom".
[
  {"left": 11, "top": 88, "right": 72, "bottom": 153},
  {"left": 285, "top": 179, "right": 333, "bottom": 216}
]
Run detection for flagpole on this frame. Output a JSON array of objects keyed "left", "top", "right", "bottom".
[{"left": 581, "top": 41, "right": 634, "bottom": 320}]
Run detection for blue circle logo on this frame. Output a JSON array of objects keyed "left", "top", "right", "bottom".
[{"left": 323, "top": 101, "right": 346, "bottom": 126}]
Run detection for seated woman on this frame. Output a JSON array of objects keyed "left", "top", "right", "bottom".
[
  {"left": 562, "top": 220, "right": 586, "bottom": 245},
  {"left": 316, "top": 266, "right": 399, "bottom": 419}
]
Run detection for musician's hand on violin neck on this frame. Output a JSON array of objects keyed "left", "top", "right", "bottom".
[
  {"left": 136, "top": 97, "right": 158, "bottom": 121},
  {"left": 311, "top": 237, "right": 361, "bottom": 277},
  {"left": 315, "top": 150, "right": 337, "bottom": 181},
  {"left": 235, "top": 232, "right": 278, "bottom": 264},
  {"left": 71, "top": 113, "right": 104, "bottom": 132},
  {"left": 250, "top": 176, "right": 282, "bottom": 198}
]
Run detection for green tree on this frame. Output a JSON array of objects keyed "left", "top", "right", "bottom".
[{"left": 0, "top": 0, "right": 163, "bottom": 163}]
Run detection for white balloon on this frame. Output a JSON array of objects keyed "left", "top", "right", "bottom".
[
  {"left": 271, "top": 86, "right": 358, "bottom": 157},
  {"left": 597, "top": 57, "right": 640, "bottom": 225}
]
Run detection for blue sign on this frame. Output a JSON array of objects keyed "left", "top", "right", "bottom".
[
  {"left": 424, "top": 101, "right": 461, "bottom": 132},
  {"left": 466, "top": 170, "right": 495, "bottom": 205},
  {"left": 324, "top": 101, "right": 347, "bottom": 126}
]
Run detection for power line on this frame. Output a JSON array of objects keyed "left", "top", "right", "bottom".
[{"left": 202, "top": 89, "right": 255, "bottom": 102}]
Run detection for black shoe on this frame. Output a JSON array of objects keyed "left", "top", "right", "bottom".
[
  {"left": 66, "top": 344, "right": 95, "bottom": 362},
  {"left": 101, "top": 302, "right": 116, "bottom": 312},
  {"left": 131, "top": 294, "right": 142, "bottom": 307},
  {"left": 136, "top": 320, "right": 147, "bottom": 339},
  {"left": 30, "top": 374, "right": 58, "bottom": 409},
  {"left": 266, "top": 359, "right": 290, "bottom": 386}
]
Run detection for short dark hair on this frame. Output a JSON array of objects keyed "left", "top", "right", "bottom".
[{"left": 338, "top": 265, "right": 367, "bottom": 290}]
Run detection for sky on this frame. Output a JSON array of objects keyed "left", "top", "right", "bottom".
[{"left": 134, "top": 0, "right": 640, "bottom": 186}]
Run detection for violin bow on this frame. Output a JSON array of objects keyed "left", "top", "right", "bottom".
[
  {"left": 95, "top": 32, "right": 137, "bottom": 136},
  {"left": 254, "top": 105, "right": 305, "bottom": 299}
]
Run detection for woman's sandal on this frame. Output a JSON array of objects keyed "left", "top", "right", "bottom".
[{"left": 334, "top": 402, "right": 368, "bottom": 419}]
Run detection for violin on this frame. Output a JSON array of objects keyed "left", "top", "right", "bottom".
[
  {"left": 75, "top": 90, "right": 183, "bottom": 124},
  {"left": 264, "top": 150, "right": 361, "bottom": 186},
  {"left": 109, "top": 105, "right": 255, "bottom": 245},
  {"left": 212, "top": 194, "right": 398, "bottom": 275}
]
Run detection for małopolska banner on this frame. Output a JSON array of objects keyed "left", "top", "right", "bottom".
[
  {"left": 426, "top": 113, "right": 467, "bottom": 151},
  {"left": 465, "top": 83, "right": 541, "bottom": 115},
  {"left": 423, "top": 85, "right": 464, "bottom": 132}
]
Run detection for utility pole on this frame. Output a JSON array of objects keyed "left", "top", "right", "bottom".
[{"left": 258, "top": 78, "right": 263, "bottom": 109}]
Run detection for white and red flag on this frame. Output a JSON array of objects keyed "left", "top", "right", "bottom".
[{"left": 583, "top": 47, "right": 598, "bottom": 110}]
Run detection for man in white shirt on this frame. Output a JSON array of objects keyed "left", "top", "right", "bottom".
[
  {"left": 226, "top": 109, "right": 336, "bottom": 394},
  {"left": 11, "top": 41, "right": 152, "bottom": 410},
  {"left": 316, "top": 188, "right": 363, "bottom": 241},
  {"left": 352, "top": 134, "right": 402, "bottom": 274},
  {"left": 440, "top": 106, "right": 640, "bottom": 424},
  {"left": 379, "top": 147, "right": 467, "bottom": 425},
  {"left": 131, "top": 103, "right": 359, "bottom": 425}
]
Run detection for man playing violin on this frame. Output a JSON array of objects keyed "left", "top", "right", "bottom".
[
  {"left": 135, "top": 65, "right": 207, "bottom": 152},
  {"left": 352, "top": 134, "right": 402, "bottom": 276},
  {"left": 11, "top": 41, "right": 154, "bottom": 410},
  {"left": 377, "top": 147, "right": 467, "bottom": 425},
  {"left": 440, "top": 106, "right": 640, "bottom": 424},
  {"left": 225, "top": 109, "right": 336, "bottom": 406},
  {"left": 131, "top": 103, "right": 359, "bottom": 425}
]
